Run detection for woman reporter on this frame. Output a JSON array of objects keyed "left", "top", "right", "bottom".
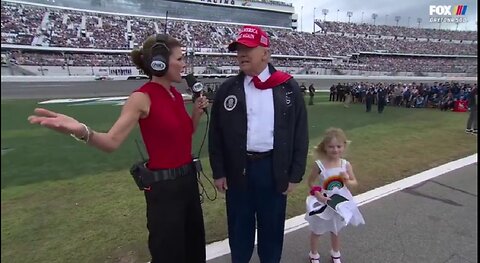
[{"left": 28, "top": 34, "right": 209, "bottom": 263}]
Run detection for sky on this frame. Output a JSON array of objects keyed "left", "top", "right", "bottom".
[{"left": 283, "top": 0, "right": 477, "bottom": 32}]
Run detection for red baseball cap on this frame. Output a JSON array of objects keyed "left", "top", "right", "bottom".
[{"left": 228, "top": 25, "right": 270, "bottom": 51}]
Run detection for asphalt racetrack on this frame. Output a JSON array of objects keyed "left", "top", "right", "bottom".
[{"left": 2, "top": 77, "right": 477, "bottom": 100}]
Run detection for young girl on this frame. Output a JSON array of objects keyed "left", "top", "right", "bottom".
[{"left": 305, "top": 128, "right": 365, "bottom": 263}]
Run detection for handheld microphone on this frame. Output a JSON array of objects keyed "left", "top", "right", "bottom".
[
  {"left": 186, "top": 73, "right": 207, "bottom": 113},
  {"left": 185, "top": 74, "right": 215, "bottom": 201}
]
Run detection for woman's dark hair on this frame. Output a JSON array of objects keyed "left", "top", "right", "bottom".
[{"left": 130, "top": 34, "right": 182, "bottom": 78}]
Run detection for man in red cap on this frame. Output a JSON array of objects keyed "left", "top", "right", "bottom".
[{"left": 209, "top": 25, "right": 309, "bottom": 263}]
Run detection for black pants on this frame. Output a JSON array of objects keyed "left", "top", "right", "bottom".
[
  {"left": 144, "top": 172, "right": 206, "bottom": 263},
  {"left": 466, "top": 106, "right": 477, "bottom": 130},
  {"left": 395, "top": 96, "right": 402, "bottom": 106},
  {"left": 366, "top": 98, "right": 373, "bottom": 112},
  {"left": 378, "top": 98, "right": 386, "bottom": 113}
]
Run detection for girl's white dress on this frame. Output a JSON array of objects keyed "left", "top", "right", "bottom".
[{"left": 305, "top": 159, "right": 365, "bottom": 235}]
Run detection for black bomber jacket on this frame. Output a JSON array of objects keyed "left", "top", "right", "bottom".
[{"left": 208, "top": 64, "right": 309, "bottom": 193}]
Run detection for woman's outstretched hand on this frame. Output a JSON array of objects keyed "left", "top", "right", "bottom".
[{"left": 28, "top": 108, "right": 86, "bottom": 137}]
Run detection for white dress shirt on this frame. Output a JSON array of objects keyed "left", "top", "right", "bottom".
[{"left": 244, "top": 66, "right": 275, "bottom": 152}]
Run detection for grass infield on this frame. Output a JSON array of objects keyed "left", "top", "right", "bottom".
[{"left": 1, "top": 94, "right": 477, "bottom": 263}]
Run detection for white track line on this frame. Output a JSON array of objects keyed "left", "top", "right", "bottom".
[{"left": 206, "top": 153, "right": 478, "bottom": 260}]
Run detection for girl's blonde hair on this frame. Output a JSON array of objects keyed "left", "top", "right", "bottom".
[{"left": 314, "top": 127, "right": 349, "bottom": 158}]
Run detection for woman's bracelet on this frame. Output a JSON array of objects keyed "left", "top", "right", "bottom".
[
  {"left": 309, "top": 186, "right": 322, "bottom": 196},
  {"left": 70, "top": 123, "right": 92, "bottom": 143}
]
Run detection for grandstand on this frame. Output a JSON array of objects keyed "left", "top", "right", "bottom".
[{"left": 1, "top": 0, "right": 477, "bottom": 78}]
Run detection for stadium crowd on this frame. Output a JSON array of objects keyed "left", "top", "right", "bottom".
[
  {"left": 338, "top": 56, "right": 476, "bottom": 74},
  {"left": 317, "top": 21, "right": 477, "bottom": 41},
  {"left": 5, "top": 50, "right": 476, "bottom": 75},
  {"left": 6, "top": 51, "right": 132, "bottom": 66},
  {"left": 1, "top": 2, "right": 477, "bottom": 57}
]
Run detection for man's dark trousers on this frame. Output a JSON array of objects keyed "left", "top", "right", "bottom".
[
  {"left": 226, "top": 155, "right": 287, "bottom": 263},
  {"left": 378, "top": 98, "right": 386, "bottom": 113},
  {"left": 366, "top": 97, "right": 373, "bottom": 112}
]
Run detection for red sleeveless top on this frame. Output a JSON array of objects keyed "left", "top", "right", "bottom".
[{"left": 134, "top": 82, "right": 193, "bottom": 169}]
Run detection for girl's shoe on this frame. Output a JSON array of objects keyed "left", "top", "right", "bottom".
[
  {"left": 331, "top": 255, "right": 341, "bottom": 263},
  {"left": 330, "top": 250, "right": 341, "bottom": 263},
  {"left": 309, "top": 251, "right": 320, "bottom": 263}
]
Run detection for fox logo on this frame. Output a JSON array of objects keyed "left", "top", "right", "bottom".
[{"left": 429, "top": 5, "right": 467, "bottom": 16}]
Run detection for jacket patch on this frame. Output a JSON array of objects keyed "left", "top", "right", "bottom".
[{"left": 224, "top": 95, "right": 238, "bottom": 111}]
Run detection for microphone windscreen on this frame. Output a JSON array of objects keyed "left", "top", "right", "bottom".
[{"left": 185, "top": 73, "right": 197, "bottom": 88}]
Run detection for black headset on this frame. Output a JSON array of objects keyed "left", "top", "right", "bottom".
[{"left": 145, "top": 34, "right": 170, "bottom": 77}]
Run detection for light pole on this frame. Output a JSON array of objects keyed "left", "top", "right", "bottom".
[
  {"left": 336, "top": 9, "right": 340, "bottom": 22},
  {"left": 385, "top": 14, "right": 389, "bottom": 25},
  {"left": 165, "top": 11, "right": 169, "bottom": 34},
  {"left": 361, "top": 11, "right": 364, "bottom": 23},
  {"left": 372, "top": 13, "right": 378, "bottom": 25},
  {"left": 322, "top": 8, "right": 329, "bottom": 22},
  {"left": 417, "top": 17, "right": 422, "bottom": 28},
  {"left": 313, "top": 8, "right": 316, "bottom": 33},
  {"left": 301, "top": 5, "right": 303, "bottom": 31},
  {"left": 395, "top": 16, "right": 401, "bottom": 26},
  {"left": 407, "top": 16, "right": 411, "bottom": 27},
  {"left": 347, "top": 11, "right": 353, "bottom": 23}
]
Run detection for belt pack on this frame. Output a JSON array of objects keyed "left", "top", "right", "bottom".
[{"left": 130, "top": 159, "right": 200, "bottom": 190}]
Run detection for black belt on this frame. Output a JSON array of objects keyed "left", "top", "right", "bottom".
[
  {"left": 246, "top": 150, "right": 273, "bottom": 161},
  {"left": 143, "top": 162, "right": 193, "bottom": 184}
]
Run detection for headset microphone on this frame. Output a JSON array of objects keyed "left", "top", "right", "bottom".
[{"left": 186, "top": 73, "right": 207, "bottom": 113}]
